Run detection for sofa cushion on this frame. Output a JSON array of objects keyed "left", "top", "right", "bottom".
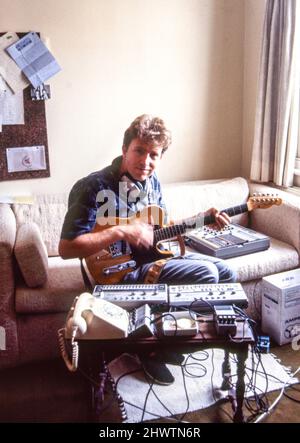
[
  {"left": 12, "top": 194, "right": 68, "bottom": 256},
  {"left": 15, "top": 223, "right": 48, "bottom": 288},
  {"left": 226, "top": 237, "right": 299, "bottom": 282},
  {"left": 15, "top": 257, "right": 86, "bottom": 314},
  {"left": 163, "top": 177, "right": 250, "bottom": 226}
]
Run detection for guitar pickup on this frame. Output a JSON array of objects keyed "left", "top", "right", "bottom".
[
  {"left": 109, "top": 241, "right": 132, "bottom": 257},
  {"left": 103, "top": 260, "right": 136, "bottom": 275}
]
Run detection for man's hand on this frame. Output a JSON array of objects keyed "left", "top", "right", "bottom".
[
  {"left": 119, "top": 220, "right": 154, "bottom": 249},
  {"left": 204, "top": 207, "right": 231, "bottom": 230}
]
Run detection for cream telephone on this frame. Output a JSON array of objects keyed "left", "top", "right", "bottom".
[
  {"left": 65, "top": 292, "right": 129, "bottom": 340},
  {"left": 58, "top": 292, "right": 129, "bottom": 371}
]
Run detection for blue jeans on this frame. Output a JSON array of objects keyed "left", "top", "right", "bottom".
[{"left": 123, "top": 252, "right": 236, "bottom": 284}]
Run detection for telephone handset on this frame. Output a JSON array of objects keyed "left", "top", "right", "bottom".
[
  {"left": 58, "top": 292, "right": 130, "bottom": 371},
  {"left": 66, "top": 292, "right": 129, "bottom": 340}
]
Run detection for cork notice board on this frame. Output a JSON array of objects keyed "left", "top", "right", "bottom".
[{"left": 0, "top": 32, "right": 50, "bottom": 182}]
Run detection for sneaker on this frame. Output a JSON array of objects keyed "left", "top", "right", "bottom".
[
  {"left": 141, "top": 357, "right": 175, "bottom": 385},
  {"left": 150, "top": 350, "right": 185, "bottom": 365}
]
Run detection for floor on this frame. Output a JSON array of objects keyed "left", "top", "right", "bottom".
[{"left": 0, "top": 342, "right": 299, "bottom": 423}]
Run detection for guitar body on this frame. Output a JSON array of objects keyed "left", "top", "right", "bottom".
[
  {"left": 84, "top": 205, "right": 173, "bottom": 284},
  {"left": 84, "top": 195, "right": 282, "bottom": 284}
]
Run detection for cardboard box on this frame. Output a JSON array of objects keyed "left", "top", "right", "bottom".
[{"left": 262, "top": 269, "right": 300, "bottom": 345}]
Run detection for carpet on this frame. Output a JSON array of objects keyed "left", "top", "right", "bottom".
[{"left": 108, "top": 349, "right": 298, "bottom": 423}]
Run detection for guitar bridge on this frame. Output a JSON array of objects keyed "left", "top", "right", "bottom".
[{"left": 103, "top": 260, "right": 136, "bottom": 275}]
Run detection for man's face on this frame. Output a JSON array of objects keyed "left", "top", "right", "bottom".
[{"left": 122, "top": 138, "right": 163, "bottom": 181}]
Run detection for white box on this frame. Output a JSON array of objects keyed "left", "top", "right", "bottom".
[
  {"left": 262, "top": 269, "right": 300, "bottom": 345},
  {"left": 162, "top": 311, "right": 198, "bottom": 337}
]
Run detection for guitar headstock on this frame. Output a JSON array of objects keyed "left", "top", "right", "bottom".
[{"left": 247, "top": 193, "right": 282, "bottom": 211}]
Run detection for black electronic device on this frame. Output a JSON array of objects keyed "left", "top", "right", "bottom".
[
  {"left": 93, "top": 284, "right": 168, "bottom": 310},
  {"left": 257, "top": 335, "right": 270, "bottom": 353},
  {"left": 168, "top": 283, "right": 248, "bottom": 310},
  {"left": 213, "top": 305, "right": 237, "bottom": 336},
  {"left": 185, "top": 223, "right": 270, "bottom": 259}
]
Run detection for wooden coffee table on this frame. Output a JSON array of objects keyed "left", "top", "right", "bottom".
[{"left": 78, "top": 315, "right": 255, "bottom": 423}]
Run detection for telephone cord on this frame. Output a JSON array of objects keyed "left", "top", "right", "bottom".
[{"left": 57, "top": 327, "right": 79, "bottom": 372}]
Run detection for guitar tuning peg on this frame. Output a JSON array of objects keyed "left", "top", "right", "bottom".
[{"left": 253, "top": 192, "right": 257, "bottom": 196}]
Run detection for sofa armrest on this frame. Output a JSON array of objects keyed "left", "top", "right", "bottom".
[
  {"left": 0, "top": 204, "right": 19, "bottom": 369},
  {"left": 0, "top": 204, "right": 16, "bottom": 301},
  {"left": 0, "top": 204, "right": 16, "bottom": 254},
  {"left": 249, "top": 183, "right": 300, "bottom": 254}
]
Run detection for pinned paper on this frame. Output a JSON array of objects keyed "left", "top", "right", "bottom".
[
  {"left": 0, "top": 32, "right": 29, "bottom": 93},
  {"left": 6, "top": 32, "right": 61, "bottom": 88},
  {"left": 0, "top": 75, "right": 24, "bottom": 125},
  {"left": 30, "top": 84, "right": 51, "bottom": 100},
  {"left": 6, "top": 146, "right": 46, "bottom": 172}
]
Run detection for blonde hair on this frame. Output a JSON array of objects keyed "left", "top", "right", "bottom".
[{"left": 123, "top": 114, "right": 172, "bottom": 153}]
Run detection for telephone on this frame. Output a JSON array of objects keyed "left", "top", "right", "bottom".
[
  {"left": 65, "top": 292, "right": 129, "bottom": 340},
  {"left": 58, "top": 292, "right": 130, "bottom": 371}
]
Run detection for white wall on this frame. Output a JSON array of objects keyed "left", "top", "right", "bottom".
[
  {"left": 242, "top": 0, "right": 266, "bottom": 177},
  {"left": 0, "top": 0, "right": 244, "bottom": 197}
]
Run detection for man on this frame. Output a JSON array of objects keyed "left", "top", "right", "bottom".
[{"left": 59, "top": 114, "right": 236, "bottom": 384}]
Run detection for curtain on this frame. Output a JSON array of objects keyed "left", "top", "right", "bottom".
[{"left": 250, "top": 0, "right": 300, "bottom": 187}]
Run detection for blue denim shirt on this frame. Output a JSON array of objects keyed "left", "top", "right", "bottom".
[{"left": 60, "top": 156, "right": 166, "bottom": 240}]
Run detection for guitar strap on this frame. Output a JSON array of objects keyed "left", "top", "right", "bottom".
[
  {"left": 80, "top": 258, "right": 93, "bottom": 292},
  {"left": 143, "top": 257, "right": 173, "bottom": 284},
  {"left": 144, "top": 235, "right": 186, "bottom": 284}
]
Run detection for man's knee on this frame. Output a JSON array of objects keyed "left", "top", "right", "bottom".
[
  {"left": 228, "top": 268, "right": 237, "bottom": 282},
  {"left": 193, "top": 262, "right": 219, "bottom": 283},
  {"left": 218, "top": 264, "right": 237, "bottom": 283}
]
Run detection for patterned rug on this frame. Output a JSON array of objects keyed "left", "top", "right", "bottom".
[{"left": 108, "top": 349, "right": 298, "bottom": 423}]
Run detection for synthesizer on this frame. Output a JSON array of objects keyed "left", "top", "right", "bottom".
[
  {"left": 185, "top": 223, "right": 270, "bottom": 259},
  {"left": 168, "top": 283, "right": 248, "bottom": 310},
  {"left": 93, "top": 284, "right": 168, "bottom": 310},
  {"left": 93, "top": 283, "right": 248, "bottom": 311}
]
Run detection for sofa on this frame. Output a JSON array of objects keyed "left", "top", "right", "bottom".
[{"left": 1, "top": 176, "right": 300, "bottom": 372}]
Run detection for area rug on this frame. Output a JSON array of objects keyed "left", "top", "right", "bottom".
[{"left": 108, "top": 349, "right": 298, "bottom": 423}]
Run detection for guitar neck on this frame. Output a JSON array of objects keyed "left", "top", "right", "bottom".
[
  {"left": 154, "top": 203, "right": 249, "bottom": 243},
  {"left": 203, "top": 203, "right": 249, "bottom": 225}
]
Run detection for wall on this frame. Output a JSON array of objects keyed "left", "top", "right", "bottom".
[
  {"left": 242, "top": 0, "right": 266, "bottom": 177},
  {"left": 0, "top": 0, "right": 244, "bottom": 197}
]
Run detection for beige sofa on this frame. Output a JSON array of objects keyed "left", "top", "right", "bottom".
[{"left": 0, "top": 176, "right": 299, "bottom": 371}]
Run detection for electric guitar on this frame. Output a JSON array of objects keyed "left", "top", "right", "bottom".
[{"left": 84, "top": 194, "right": 282, "bottom": 284}]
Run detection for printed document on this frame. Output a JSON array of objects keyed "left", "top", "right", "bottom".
[
  {"left": 6, "top": 32, "right": 61, "bottom": 88},
  {"left": 6, "top": 146, "right": 46, "bottom": 172},
  {"left": 0, "top": 32, "right": 29, "bottom": 92},
  {"left": 0, "top": 75, "right": 24, "bottom": 125}
]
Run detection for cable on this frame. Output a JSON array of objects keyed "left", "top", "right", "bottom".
[
  {"left": 253, "top": 365, "right": 300, "bottom": 423},
  {"left": 57, "top": 327, "right": 79, "bottom": 372}
]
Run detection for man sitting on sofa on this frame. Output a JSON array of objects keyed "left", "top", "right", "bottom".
[{"left": 59, "top": 114, "right": 236, "bottom": 385}]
